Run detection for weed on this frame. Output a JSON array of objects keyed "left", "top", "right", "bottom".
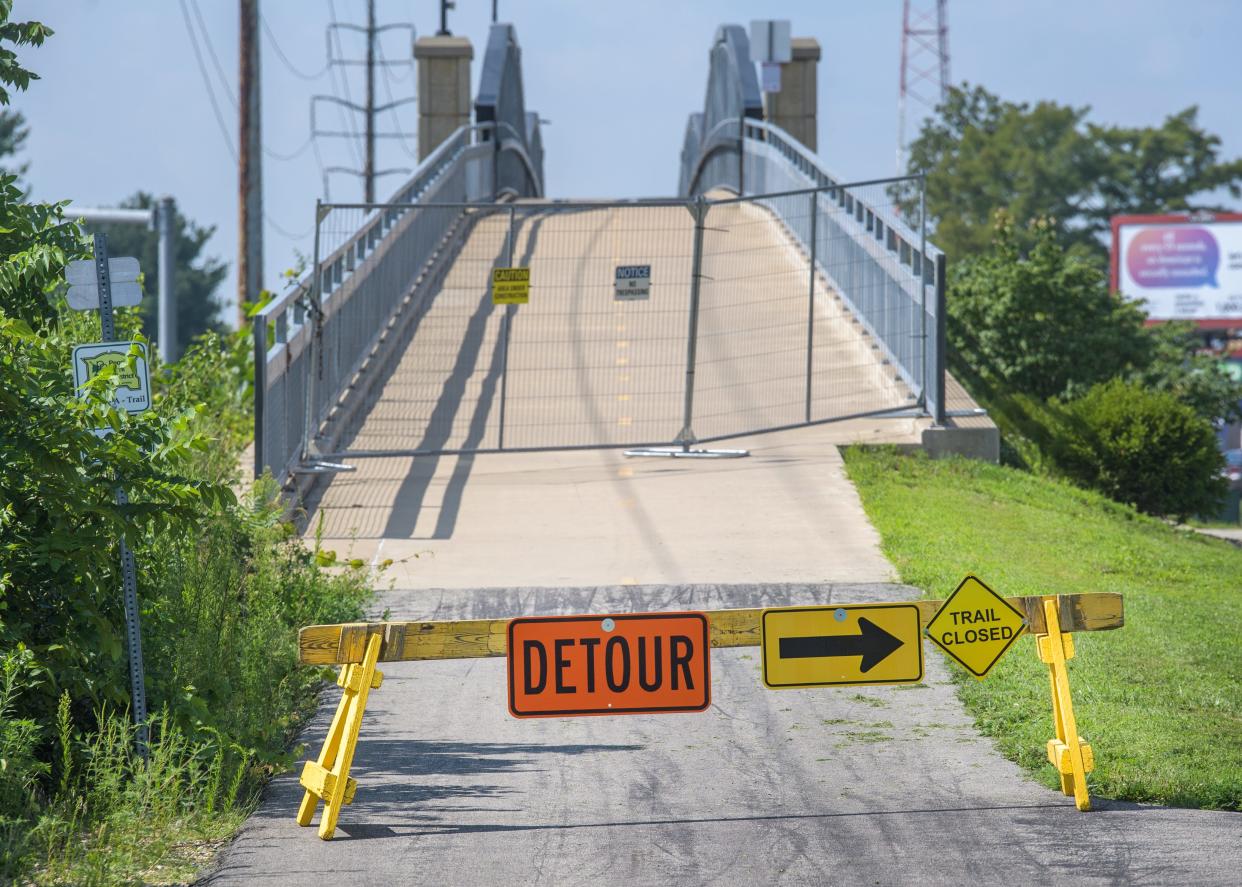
[{"left": 849, "top": 694, "right": 889, "bottom": 709}]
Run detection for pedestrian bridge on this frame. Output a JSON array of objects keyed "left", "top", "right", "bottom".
[{"left": 251, "top": 23, "right": 993, "bottom": 566}]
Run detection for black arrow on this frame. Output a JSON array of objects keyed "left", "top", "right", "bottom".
[{"left": 778, "top": 618, "right": 905, "bottom": 673}]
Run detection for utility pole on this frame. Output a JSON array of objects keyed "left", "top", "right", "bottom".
[
  {"left": 364, "top": 0, "right": 376, "bottom": 202},
  {"left": 239, "top": 0, "right": 263, "bottom": 326}
]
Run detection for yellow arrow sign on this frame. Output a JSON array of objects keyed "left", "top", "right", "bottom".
[
  {"left": 925, "top": 575, "right": 1026, "bottom": 678},
  {"left": 761, "top": 604, "right": 923, "bottom": 688}
]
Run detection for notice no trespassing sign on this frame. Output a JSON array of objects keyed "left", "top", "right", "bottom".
[{"left": 615, "top": 264, "right": 651, "bottom": 301}]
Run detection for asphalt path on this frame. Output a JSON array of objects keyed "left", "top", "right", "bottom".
[{"left": 207, "top": 584, "right": 1240, "bottom": 886}]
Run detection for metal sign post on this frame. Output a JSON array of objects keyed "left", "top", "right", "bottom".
[{"left": 90, "top": 233, "right": 150, "bottom": 759}]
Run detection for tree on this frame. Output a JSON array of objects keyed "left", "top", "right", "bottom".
[
  {"left": 948, "top": 212, "right": 1149, "bottom": 401},
  {"left": 948, "top": 212, "right": 1242, "bottom": 481},
  {"left": 83, "top": 192, "right": 228, "bottom": 349},
  {"left": 904, "top": 84, "right": 1242, "bottom": 262},
  {"left": 1054, "top": 379, "right": 1224, "bottom": 521},
  {"left": 0, "top": 107, "right": 27, "bottom": 182}
]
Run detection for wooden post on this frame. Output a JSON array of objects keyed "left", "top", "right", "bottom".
[{"left": 238, "top": 0, "right": 263, "bottom": 325}]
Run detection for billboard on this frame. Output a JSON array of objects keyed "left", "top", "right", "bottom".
[{"left": 1112, "top": 213, "right": 1242, "bottom": 327}]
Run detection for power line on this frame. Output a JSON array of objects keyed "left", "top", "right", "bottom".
[
  {"left": 261, "top": 13, "right": 329, "bottom": 80},
  {"left": 326, "top": 0, "right": 364, "bottom": 169},
  {"left": 375, "top": 41, "right": 418, "bottom": 160},
  {"left": 263, "top": 135, "right": 313, "bottom": 162},
  {"left": 184, "top": 1, "right": 312, "bottom": 164},
  {"left": 264, "top": 214, "right": 314, "bottom": 240},
  {"left": 179, "top": 0, "right": 237, "bottom": 161},
  {"left": 180, "top": 0, "right": 312, "bottom": 246},
  {"left": 190, "top": 0, "right": 237, "bottom": 109}
]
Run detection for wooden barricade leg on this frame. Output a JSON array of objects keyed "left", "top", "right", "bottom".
[
  {"left": 296, "top": 666, "right": 353, "bottom": 826},
  {"left": 296, "top": 633, "right": 384, "bottom": 838},
  {"left": 1036, "top": 596, "right": 1094, "bottom": 812}
]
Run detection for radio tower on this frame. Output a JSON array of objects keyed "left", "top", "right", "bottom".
[{"left": 897, "top": 0, "right": 949, "bottom": 174}]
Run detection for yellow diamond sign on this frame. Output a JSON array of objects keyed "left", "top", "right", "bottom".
[{"left": 926, "top": 575, "right": 1026, "bottom": 678}]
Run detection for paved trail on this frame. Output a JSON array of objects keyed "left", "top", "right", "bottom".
[
  {"left": 211, "top": 196, "right": 1237, "bottom": 884},
  {"left": 210, "top": 583, "right": 1240, "bottom": 886}
]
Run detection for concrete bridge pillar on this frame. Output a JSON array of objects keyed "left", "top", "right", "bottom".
[
  {"left": 415, "top": 36, "right": 473, "bottom": 161},
  {"left": 763, "top": 37, "right": 820, "bottom": 152}
]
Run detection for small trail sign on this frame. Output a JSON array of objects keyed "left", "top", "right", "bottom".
[
  {"left": 761, "top": 603, "right": 923, "bottom": 688},
  {"left": 491, "top": 267, "right": 530, "bottom": 304},
  {"left": 72, "top": 342, "right": 151, "bottom": 414},
  {"left": 507, "top": 612, "right": 711, "bottom": 717},
  {"left": 614, "top": 264, "right": 651, "bottom": 300},
  {"left": 925, "top": 575, "right": 1026, "bottom": 678}
]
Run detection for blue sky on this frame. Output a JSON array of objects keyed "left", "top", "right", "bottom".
[{"left": 16, "top": 1, "right": 1242, "bottom": 324}]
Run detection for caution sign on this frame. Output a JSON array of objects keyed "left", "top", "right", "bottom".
[
  {"left": 925, "top": 575, "right": 1026, "bottom": 678},
  {"left": 762, "top": 604, "right": 922, "bottom": 688},
  {"left": 507, "top": 612, "right": 710, "bottom": 717},
  {"left": 491, "top": 267, "right": 530, "bottom": 304},
  {"left": 72, "top": 341, "right": 151, "bottom": 414}
]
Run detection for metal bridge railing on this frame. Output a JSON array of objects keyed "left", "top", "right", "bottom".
[
  {"left": 253, "top": 122, "right": 534, "bottom": 483},
  {"left": 681, "top": 118, "right": 945, "bottom": 425},
  {"left": 254, "top": 26, "right": 545, "bottom": 484},
  {"left": 678, "top": 22, "right": 946, "bottom": 423}
]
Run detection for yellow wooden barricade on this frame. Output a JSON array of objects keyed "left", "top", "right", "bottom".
[
  {"left": 1036, "top": 598, "right": 1094, "bottom": 811},
  {"left": 294, "top": 592, "right": 1121, "bottom": 838}
]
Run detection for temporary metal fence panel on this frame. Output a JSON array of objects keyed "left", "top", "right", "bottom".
[
  {"left": 294, "top": 191, "right": 928, "bottom": 468},
  {"left": 500, "top": 203, "right": 694, "bottom": 450},
  {"left": 678, "top": 74, "right": 946, "bottom": 425}
]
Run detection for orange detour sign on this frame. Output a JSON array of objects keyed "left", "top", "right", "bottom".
[{"left": 507, "top": 613, "right": 710, "bottom": 717}]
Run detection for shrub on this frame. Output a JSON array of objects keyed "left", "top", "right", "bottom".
[{"left": 1053, "top": 379, "right": 1224, "bottom": 519}]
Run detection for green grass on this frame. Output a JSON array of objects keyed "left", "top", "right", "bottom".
[{"left": 842, "top": 447, "right": 1242, "bottom": 810}]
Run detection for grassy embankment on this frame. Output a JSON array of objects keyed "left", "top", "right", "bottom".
[{"left": 843, "top": 447, "right": 1241, "bottom": 810}]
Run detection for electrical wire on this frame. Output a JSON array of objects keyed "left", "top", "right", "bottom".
[
  {"left": 263, "top": 135, "right": 313, "bottom": 162},
  {"left": 178, "top": 0, "right": 237, "bottom": 162},
  {"left": 261, "top": 13, "right": 329, "bottom": 80},
  {"left": 375, "top": 41, "right": 419, "bottom": 160},
  {"left": 379, "top": 33, "right": 415, "bottom": 83},
  {"left": 187, "top": 0, "right": 313, "bottom": 163},
  {"left": 326, "top": 0, "right": 364, "bottom": 169},
  {"left": 180, "top": 0, "right": 314, "bottom": 244},
  {"left": 265, "top": 214, "right": 315, "bottom": 240},
  {"left": 190, "top": 0, "right": 237, "bottom": 109},
  {"left": 312, "top": 136, "right": 329, "bottom": 200}
]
